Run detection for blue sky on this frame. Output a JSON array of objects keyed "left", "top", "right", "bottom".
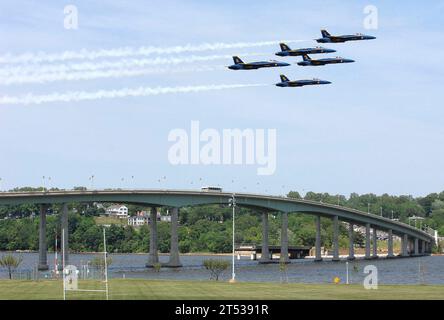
[{"left": 0, "top": 0, "right": 443, "bottom": 196}]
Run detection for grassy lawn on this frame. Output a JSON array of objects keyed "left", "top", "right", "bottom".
[
  {"left": 0, "top": 279, "right": 443, "bottom": 300},
  {"left": 94, "top": 216, "right": 126, "bottom": 226}
]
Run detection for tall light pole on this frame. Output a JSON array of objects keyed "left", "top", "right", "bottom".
[
  {"left": 228, "top": 194, "right": 236, "bottom": 282},
  {"left": 368, "top": 203, "right": 370, "bottom": 214},
  {"left": 89, "top": 175, "right": 95, "bottom": 190}
]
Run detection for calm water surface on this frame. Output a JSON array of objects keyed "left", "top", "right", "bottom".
[{"left": 1, "top": 251, "right": 444, "bottom": 285}]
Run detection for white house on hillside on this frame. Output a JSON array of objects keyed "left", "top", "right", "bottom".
[
  {"left": 128, "top": 210, "right": 167, "bottom": 226},
  {"left": 128, "top": 211, "right": 149, "bottom": 226},
  {"left": 106, "top": 204, "right": 129, "bottom": 219}
]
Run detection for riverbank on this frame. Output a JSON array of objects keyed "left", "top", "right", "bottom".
[
  {"left": 0, "top": 279, "right": 443, "bottom": 300},
  {"left": 5, "top": 250, "right": 233, "bottom": 256}
]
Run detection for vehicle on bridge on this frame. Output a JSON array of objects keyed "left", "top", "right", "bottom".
[
  {"left": 201, "top": 186, "right": 223, "bottom": 192},
  {"left": 275, "top": 43, "right": 336, "bottom": 57},
  {"left": 228, "top": 56, "right": 290, "bottom": 70},
  {"left": 297, "top": 54, "right": 355, "bottom": 66},
  {"left": 316, "top": 29, "right": 376, "bottom": 43},
  {"left": 275, "top": 74, "right": 331, "bottom": 88}
]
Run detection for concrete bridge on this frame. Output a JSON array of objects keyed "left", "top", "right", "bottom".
[{"left": 0, "top": 189, "right": 435, "bottom": 270}]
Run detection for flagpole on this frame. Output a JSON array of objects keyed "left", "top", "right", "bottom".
[
  {"left": 62, "top": 228, "right": 66, "bottom": 300},
  {"left": 103, "top": 228, "right": 109, "bottom": 300}
]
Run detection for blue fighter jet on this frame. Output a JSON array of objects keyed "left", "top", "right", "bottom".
[
  {"left": 275, "top": 43, "right": 336, "bottom": 57},
  {"left": 228, "top": 56, "right": 290, "bottom": 70},
  {"left": 275, "top": 74, "right": 331, "bottom": 87},
  {"left": 316, "top": 29, "right": 376, "bottom": 43},
  {"left": 297, "top": 54, "right": 355, "bottom": 66}
]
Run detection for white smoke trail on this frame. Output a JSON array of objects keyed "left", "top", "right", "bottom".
[
  {"left": 0, "top": 53, "right": 262, "bottom": 76},
  {"left": 0, "top": 40, "right": 306, "bottom": 64},
  {"left": 0, "top": 65, "right": 225, "bottom": 85},
  {"left": 0, "top": 83, "right": 268, "bottom": 105}
]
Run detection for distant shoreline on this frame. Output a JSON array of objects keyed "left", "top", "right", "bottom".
[
  {"left": 4, "top": 250, "right": 232, "bottom": 256},
  {"left": 5, "top": 250, "right": 443, "bottom": 257}
]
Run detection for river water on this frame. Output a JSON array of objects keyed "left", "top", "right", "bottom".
[{"left": 1, "top": 252, "right": 444, "bottom": 285}]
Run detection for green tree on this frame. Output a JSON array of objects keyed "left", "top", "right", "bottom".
[
  {"left": 0, "top": 254, "right": 23, "bottom": 279},
  {"left": 203, "top": 259, "right": 230, "bottom": 281}
]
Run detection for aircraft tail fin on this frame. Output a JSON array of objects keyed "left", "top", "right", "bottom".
[
  {"left": 233, "top": 56, "right": 244, "bottom": 64},
  {"left": 302, "top": 54, "right": 311, "bottom": 61},
  {"left": 280, "top": 74, "right": 289, "bottom": 82},
  {"left": 279, "top": 43, "right": 291, "bottom": 52},
  {"left": 321, "top": 29, "right": 331, "bottom": 38}
]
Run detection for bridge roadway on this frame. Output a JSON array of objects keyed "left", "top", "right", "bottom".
[{"left": 0, "top": 189, "right": 435, "bottom": 270}]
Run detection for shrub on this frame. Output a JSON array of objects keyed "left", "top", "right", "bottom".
[{"left": 203, "top": 259, "right": 230, "bottom": 281}]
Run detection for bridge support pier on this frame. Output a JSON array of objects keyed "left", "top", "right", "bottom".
[
  {"left": 348, "top": 223, "right": 355, "bottom": 260},
  {"left": 280, "top": 212, "right": 289, "bottom": 263},
  {"left": 372, "top": 228, "right": 378, "bottom": 259},
  {"left": 332, "top": 216, "right": 340, "bottom": 261},
  {"left": 365, "top": 223, "right": 371, "bottom": 260},
  {"left": 166, "top": 207, "right": 182, "bottom": 267},
  {"left": 146, "top": 206, "right": 159, "bottom": 267},
  {"left": 38, "top": 205, "right": 49, "bottom": 271},
  {"left": 387, "top": 229, "right": 394, "bottom": 258},
  {"left": 414, "top": 238, "right": 419, "bottom": 256},
  {"left": 314, "top": 215, "right": 322, "bottom": 262},
  {"left": 401, "top": 234, "right": 409, "bottom": 257},
  {"left": 60, "top": 203, "right": 69, "bottom": 268},
  {"left": 259, "top": 212, "right": 271, "bottom": 263},
  {"left": 421, "top": 240, "right": 426, "bottom": 255}
]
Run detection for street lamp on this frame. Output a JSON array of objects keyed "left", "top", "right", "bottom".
[
  {"left": 42, "top": 176, "right": 51, "bottom": 191},
  {"left": 367, "top": 203, "right": 370, "bottom": 214},
  {"left": 228, "top": 194, "right": 236, "bottom": 282},
  {"left": 89, "top": 175, "right": 95, "bottom": 190}
]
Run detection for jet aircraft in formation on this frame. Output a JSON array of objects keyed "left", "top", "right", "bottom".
[
  {"left": 297, "top": 54, "right": 355, "bottom": 66},
  {"left": 275, "top": 74, "right": 331, "bottom": 87},
  {"left": 228, "top": 56, "right": 290, "bottom": 70},
  {"left": 275, "top": 43, "right": 336, "bottom": 57},
  {"left": 316, "top": 29, "right": 376, "bottom": 43},
  {"left": 228, "top": 29, "right": 375, "bottom": 89}
]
